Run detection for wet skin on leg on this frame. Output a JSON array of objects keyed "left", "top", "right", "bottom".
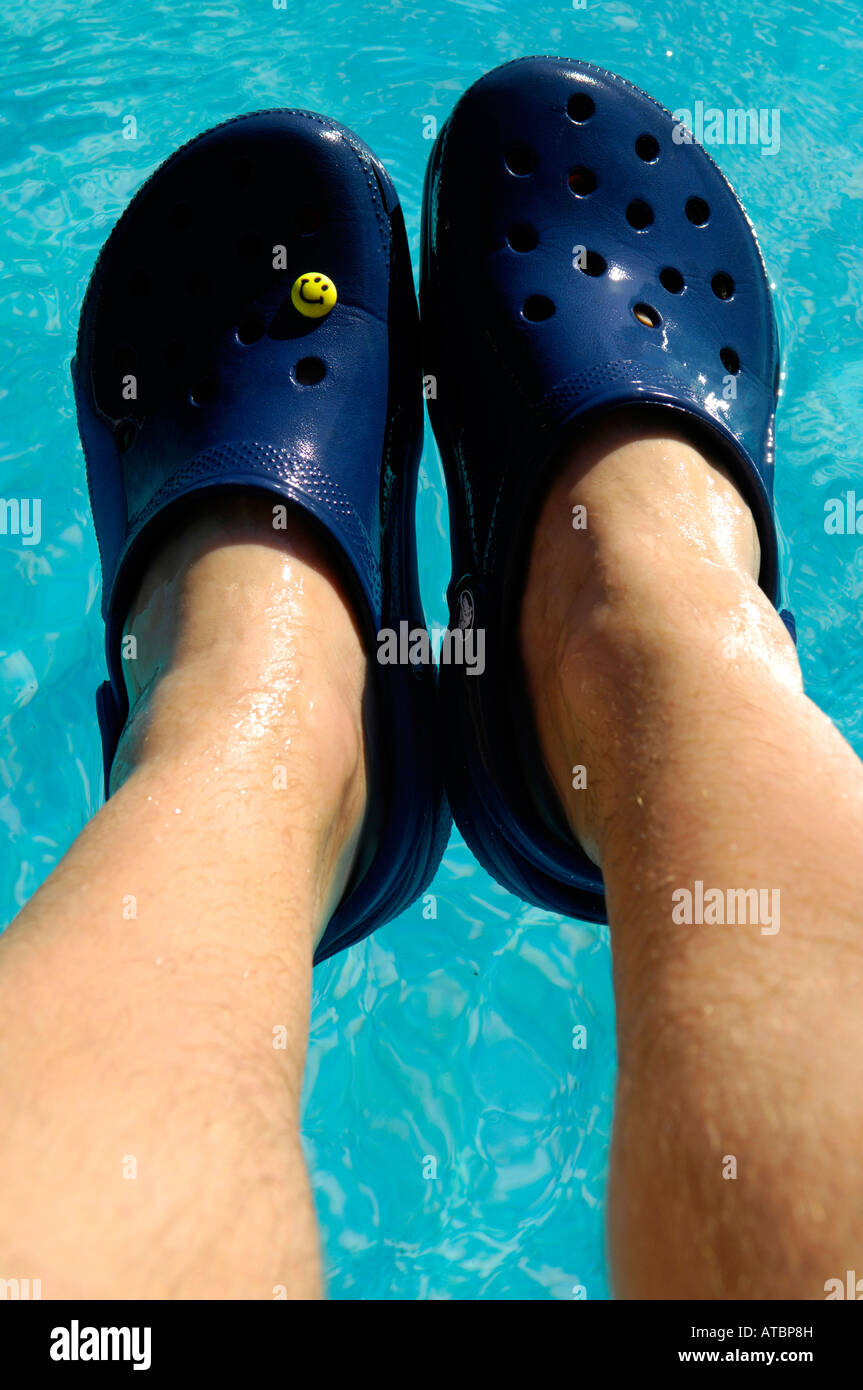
[
  {"left": 0, "top": 493, "right": 366, "bottom": 1298},
  {"left": 521, "top": 411, "right": 863, "bottom": 1299}
]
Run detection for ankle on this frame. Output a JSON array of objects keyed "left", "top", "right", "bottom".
[
  {"left": 109, "top": 495, "right": 369, "bottom": 931},
  {"left": 520, "top": 418, "right": 799, "bottom": 860}
]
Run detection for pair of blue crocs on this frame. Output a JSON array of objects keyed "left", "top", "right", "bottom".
[{"left": 73, "top": 58, "right": 793, "bottom": 961}]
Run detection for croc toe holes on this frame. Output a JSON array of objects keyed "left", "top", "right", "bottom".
[
  {"left": 685, "top": 196, "right": 710, "bottom": 225},
  {"left": 711, "top": 272, "right": 735, "bottom": 300},
  {"left": 566, "top": 92, "right": 595, "bottom": 123},
  {"left": 568, "top": 167, "right": 597, "bottom": 196},
  {"left": 626, "top": 199, "right": 653, "bottom": 230},
  {"left": 633, "top": 303, "right": 661, "bottom": 328},
  {"left": 659, "top": 267, "right": 685, "bottom": 294},
  {"left": 579, "top": 250, "right": 607, "bottom": 278},
  {"left": 190, "top": 376, "right": 219, "bottom": 406},
  {"left": 720, "top": 346, "right": 740, "bottom": 375},
  {"left": 506, "top": 223, "right": 538, "bottom": 252},
  {"left": 505, "top": 143, "right": 538, "bottom": 176},
  {"left": 294, "top": 356, "right": 327, "bottom": 385},
  {"left": 522, "top": 294, "right": 555, "bottom": 322},
  {"left": 635, "top": 133, "right": 660, "bottom": 163},
  {"left": 236, "top": 314, "right": 266, "bottom": 345}
]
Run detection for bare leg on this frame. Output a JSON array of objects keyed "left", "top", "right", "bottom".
[
  {"left": 0, "top": 494, "right": 366, "bottom": 1298},
  {"left": 521, "top": 411, "right": 863, "bottom": 1299}
]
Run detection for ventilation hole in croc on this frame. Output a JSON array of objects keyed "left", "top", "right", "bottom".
[
  {"left": 685, "top": 196, "right": 710, "bottom": 225},
  {"left": 633, "top": 302, "right": 661, "bottom": 327},
  {"left": 579, "top": 250, "right": 607, "bottom": 277},
  {"left": 295, "top": 204, "right": 321, "bottom": 236},
  {"left": 636, "top": 133, "right": 660, "bottom": 162},
  {"left": 506, "top": 223, "right": 538, "bottom": 252},
  {"left": 711, "top": 271, "right": 735, "bottom": 300},
  {"left": 127, "top": 271, "right": 150, "bottom": 298},
  {"left": 294, "top": 356, "right": 326, "bottom": 385},
  {"left": 720, "top": 346, "right": 740, "bottom": 374},
  {"left": 230, "top": 156, "right": 254, "bottom": 187},
  {"left": 568, "top": 166, "right": 597, "bottom": 196},
  {"left": 505, "top": 143, "right": 538, "bottom": 176},
  {"left": 186, "top": 272, "right": 211, "bottom": 299},
  {"left": 237, "top": 315, "right": 266, "bottom": 345},
  {"left": 522, "top": 294, "right": 555, "bottom": 321},
  {"left": 626, "top": 199, "right": 654, "bottom": 230},
  {"left": 190, "top": 376, "right": 218, "bottom": 405},
  {"left": 566, "top": 92, "right": 595, "bottom": 123},
  {"left": 659, "top": 266, "right": 685, "bottom": 294},
  {"left": 114, "top": 420, "right": 137, "bottom": 452},
  {"left": 170, "top": 202, "right": 194, "bottom": 230}
]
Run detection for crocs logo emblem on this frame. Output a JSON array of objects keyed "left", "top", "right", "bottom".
[{"left": 291, "top": 273, "right": 337, "bottom": 319}]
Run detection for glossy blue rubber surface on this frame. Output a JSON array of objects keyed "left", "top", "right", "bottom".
[
  {"left": 422, "top": 56, "right": 791, "bottom": 923},
  {"left": 73, "top": 109, "right": 450, "bottom": 961},
  {"left": 2, "top": 0, "right": 860, "bottom": 1301}
]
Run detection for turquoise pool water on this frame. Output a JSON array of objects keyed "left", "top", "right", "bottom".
[{"left": 1, "top": 0, "right": 861, "bottom": 1300}]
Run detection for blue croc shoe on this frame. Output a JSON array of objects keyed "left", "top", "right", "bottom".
[
  {"left": 421, "top": 56, "right": 794, "bottom": 923},
  {"left": 73, "top": 109, "right": 450, "bottom": 963}
]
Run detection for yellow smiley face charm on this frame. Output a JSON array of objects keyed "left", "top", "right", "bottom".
[{"left": 291, "top": 272, "right": 337, "bottom": 319}]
